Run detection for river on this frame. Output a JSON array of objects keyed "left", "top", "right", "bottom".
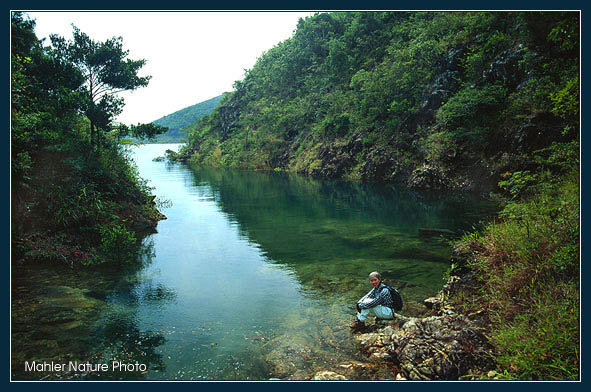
[{"left": 11, "top": 143, "right": 496, "bottom": 380}]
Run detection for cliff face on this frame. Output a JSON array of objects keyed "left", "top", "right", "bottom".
[{"left": 179, "top": 12, "right": 578, "bottom": 195}]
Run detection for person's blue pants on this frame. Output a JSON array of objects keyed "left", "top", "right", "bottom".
[{"left": 356, "top": 304, "right": 394, "bottom": 322}]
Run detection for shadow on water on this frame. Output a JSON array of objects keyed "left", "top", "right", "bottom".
[{"left": 11, "top": 237, "right": 174, "bottom": 380}]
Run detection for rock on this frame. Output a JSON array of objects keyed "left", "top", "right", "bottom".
[
  {"left": 423, "top": 296, "right": 442, "bottom": 311},
  {"left": 357, "top": 332, "right": 381, "bottom": 347},
  {"left": 482, "top": 45, "right": 526, "bottom": 89},
  {"left": 369, "top": 352, "right": 391, "bottom": 361},
  {"left": 312, "top": 371, "right": 348, "bottom": 380},
  {"left": 265, "top": 340, "right": 313, "bottom": 378},
  {"left": 407, "top": 164, "right": 450, "bottom": 190}
]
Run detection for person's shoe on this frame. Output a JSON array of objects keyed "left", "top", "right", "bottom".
[{"left": 349, "top": 319, "right": 365, "bottom": 329}]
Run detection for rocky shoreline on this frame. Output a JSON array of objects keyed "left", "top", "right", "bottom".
[{"left": 309, "top": 245, "right": 498, "bottom": 381}]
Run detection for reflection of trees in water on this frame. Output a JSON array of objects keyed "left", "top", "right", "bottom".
[
  {"left": 85, "top": 237, "right": 178, "bottom": 380},
  {"left": 11, "top": 236, "right": 176, "bottom": 381},
  {"left": 183, "top": 165, "right": 496, "bottom": 301},
  {"left": 189, "top": 165, "right": 496, "bottom": 234}
]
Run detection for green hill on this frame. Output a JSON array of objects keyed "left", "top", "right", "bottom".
[
  {"left": 178, "top": 12, "right": 578, "bottom": 194},
  {"left": 172, "top": 12, "right": 580, "bottom": 380},
  {"left": 149, "top": 94, "right": 224, "bottom": 143}
]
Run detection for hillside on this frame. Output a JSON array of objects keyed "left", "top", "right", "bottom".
[
  {"left": 149, "top": 94, "right": 224, "bottom": 143},
  {"left": 177, "top": 12, "right": 578, "bottom": 195},
  {"left": 171, "top": 14, "right": 580, "bottom": 380}
]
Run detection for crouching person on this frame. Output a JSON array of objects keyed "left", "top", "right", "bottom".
[{"left": 350, "top": 271, "right": 394, "bottom": 330}]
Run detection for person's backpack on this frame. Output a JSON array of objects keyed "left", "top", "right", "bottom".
[{"left": 383, "top": 283, "right": 403, "bottom": 311}]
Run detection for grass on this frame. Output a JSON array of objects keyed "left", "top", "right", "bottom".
[{"left": 451, "top": 168, "right": 579, "bottom": 380}]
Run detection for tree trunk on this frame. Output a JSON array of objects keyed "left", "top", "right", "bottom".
[
  {"left": 97, "top": 127, "right": 101, "bottom": 152},
  {"left": 90, "top": 120, "right": 96, "bottom": 149}
]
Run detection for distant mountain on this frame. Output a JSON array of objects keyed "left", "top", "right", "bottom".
[{"left": 148, "top": 94, "right": 224, "bottom": 143}]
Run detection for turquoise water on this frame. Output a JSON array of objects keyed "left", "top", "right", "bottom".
[{"left": 11, "top": 143, "right": 496, "bottom": 380}]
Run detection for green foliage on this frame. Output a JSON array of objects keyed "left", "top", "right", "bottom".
[
  {"left": 180, "top": 11, "right": 578, "bottom": 185},
  {"left": 436, "top": 84, "right": 507, "bottom": 152},
  {"left": 50, "top": 24, "right": 150, "bottom": 151},
  {"left": 498, "top": 141, "right": 579, "bottom": 200},
  {"left": 550, "top": 76, "right": 579, "bottom": 120},
  {"left": 493, "top": 292, "right": 579, "bottom": 380},
  {"left": 11, "top": 12, "right": 161, "bottom": 268},
  {"left": 97, "top": 224, "right": 138, "bottom": 265},
  {"left": 455, "top": 167, "right": 579, "bottom": 380},
  {"left": 19, "top": 233, "right": 96, "bottom": 267},
  {"left": 129, "top": 122, "right": 169, "bottom": 141},
  {"left": 498, "top": 170, "right": 538, "bottom": 199}
]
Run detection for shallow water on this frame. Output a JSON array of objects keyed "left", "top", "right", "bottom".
[{"left": 11, "top": 143, "right": 496, "bottom": 380}]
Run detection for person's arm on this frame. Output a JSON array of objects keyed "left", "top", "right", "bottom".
[
  {"left": 358, "top": 288, "right": 373, "bottom": 303},
  {"left": 358, "top": 289, "right": 385, "bottom": 309}
]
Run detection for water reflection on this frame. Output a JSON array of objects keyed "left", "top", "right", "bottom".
[
  {"left": 12, "top": 144, "right": 497, "bottom": 381},
  {"left": 11, "top": 236, "right": 174, "bottom": 380},
  {"left": 184, "top": 165, "right": 496, "bottom": 303}
]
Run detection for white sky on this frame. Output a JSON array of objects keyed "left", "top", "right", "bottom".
[{"left": 26, "top": 11, "right": 316, "bottom": 124}]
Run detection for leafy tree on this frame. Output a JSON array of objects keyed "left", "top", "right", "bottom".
[
  {"left": 11, "top": 12, "right": 163, "bottom": 267},
  {"left": 50, "top": 26, "right": 151, "bottom": 151},
  {"left": 110, "top": 122, "right": 168, "bottom": 143}
]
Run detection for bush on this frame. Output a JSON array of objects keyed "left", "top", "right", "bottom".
[
  {"left": 456, "top": 168, "right": 579, "bottom": 380},
  {"left": 97, "top": 224, "right": 138, "bottom": 265}
]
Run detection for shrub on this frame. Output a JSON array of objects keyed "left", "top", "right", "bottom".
[
  {"left": 97, "top": 224, "right": 138, "bottom": 265},
  {"left": 455, "top": 169, "right": 579, "bottom": 380}
]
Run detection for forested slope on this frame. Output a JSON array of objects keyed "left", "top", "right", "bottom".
[
  {"left": 11, "top": 13, "right": 165, "bottom": 267},
  {"left": 179, "top": 12, "right": 578, "bottom": 194}
]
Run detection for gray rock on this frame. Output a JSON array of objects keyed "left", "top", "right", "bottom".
[
  {"left": 354, "top": 254, "right": 496, "bottom": 380},
  {"left": 312, "top": 371, "right": 348, "bottom": 380},
  {"left": 423, "top": 296, "right": 442, "bottom": 310}
]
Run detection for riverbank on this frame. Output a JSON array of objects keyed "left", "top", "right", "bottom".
[
  {"left": 318, "top": 165, "right": 579, "bottom": 381},
  {"left": 12, "top": 143, "right": 166, "bottom": 268},
  {"left": 297, "top": 243, "right": 493, "bottom": 381},
  {"left": 352, "top": 244, "right": 495, "bottom": 381}
]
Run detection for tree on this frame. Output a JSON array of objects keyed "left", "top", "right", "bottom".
[
  {"left": 111, "top": 122, "right": 168, "bottom": 143},
  {"left": 50, "top": 26, "right": 151, "bottom": 151}
]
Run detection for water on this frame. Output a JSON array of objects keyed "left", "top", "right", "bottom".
[{"left": 11, "top": 143, "right": 496, "bottom": 380}]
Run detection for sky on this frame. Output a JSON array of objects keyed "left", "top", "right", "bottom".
[{"left": 26, "top": 11, "right": 315, "bottom": 124}]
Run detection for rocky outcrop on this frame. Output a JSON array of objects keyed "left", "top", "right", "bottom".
[
  {"left": 307, "top": 138, "right": 362, "bottom": 178},
  {"left": 482, "top": 45, "right": 526, "bottom": 89},
  {"left": 354, "top": 311, "right": 494, "bottom": 380},
  {"left": 350, "top": 244, "right": 495, "bottom": 380}
]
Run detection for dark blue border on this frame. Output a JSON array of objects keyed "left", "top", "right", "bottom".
[{"left": 5, "top": 2, "right": 588, "bottom": 389}]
